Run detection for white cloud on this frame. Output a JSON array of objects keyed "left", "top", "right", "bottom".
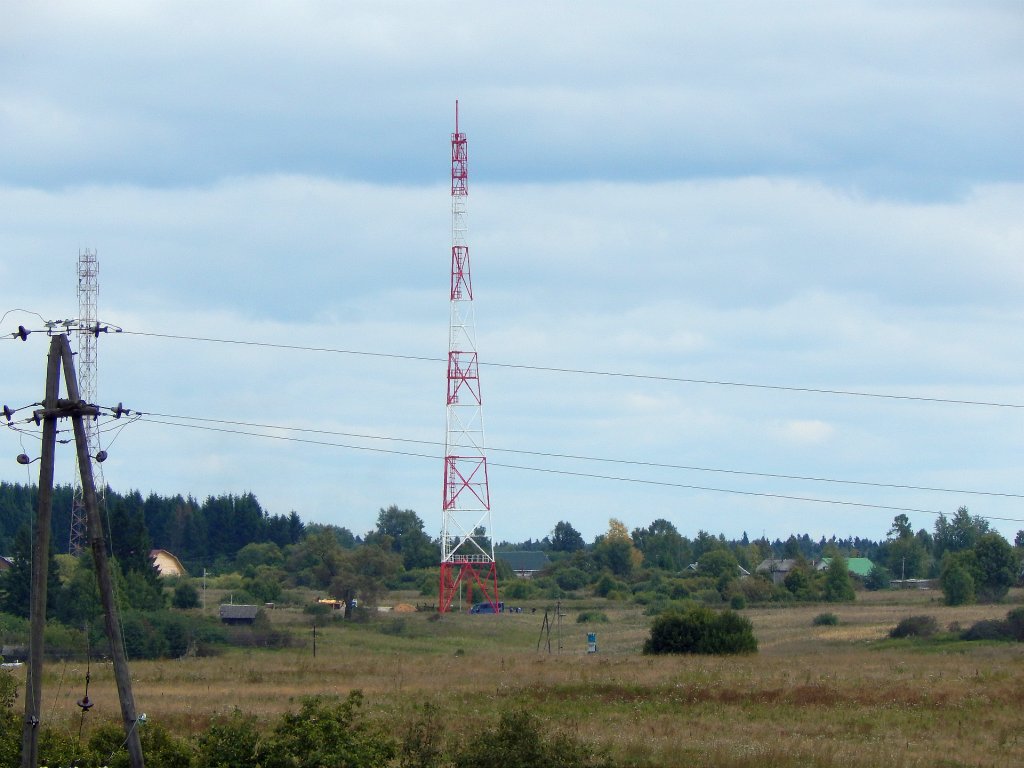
[{"left": 769, "top": 419, "right": 836, "bottom": 446}]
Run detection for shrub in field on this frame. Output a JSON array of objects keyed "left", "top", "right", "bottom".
[
  {"left": 0, "top": 711, "right": 16, "bottom": 767},
  {"left": 643, "top": 605, "right": 757, "bottom": 655},
  {"left": 262, "top": 691, "right": 395, "bottom": 768},
  {"left": 0, "top": 670, "right": 18, "bottom": 767},
  {"left": 503, "top": 579, "right": 539, "bottom": 600},
  {"left": 961, "top": 608, "right": 1024, "bottom": 642},
  {"left": 196, "top": 709, "right": 261, "bottom": 768},
  {"left": 1008, "top": 607, "right": 1024, "bottom": 640},
  {"left": 737, "top": 574, "right": 776, "bottom": 604},
  {"left": 576, "top": 610, "right": 609, "bottom": 623},
  {"left": 593, "top": 573, "right": 624, "bottom": 598},
  {"left": 88, "top": 720, "right": 193, "bottom": 768},
  {"left": 449, "top": 708, "right": 611, "bottom": 768},
  {"left": 813, "top": 612, "right": 839, "bottom": 626},
  {"left": 35, "top": 727, "right": 79, "bottom": 768},
  {"left": 961, "top": 618, "right": 1013, "bottom": 641},
  {"left": 972, "top": 533, "right": 1019, "bottom": 602},
  {"left": 631, "top": 590, "right": 659, "bottom": 606},
  {"left": 172, "top": 579, "right": 201, "bottom": 609},
  {"left": 863, "top": 564, "right": 892, "bottom": 591},
  {"left": 889, "top": 615, "right": 939, "bottom": 638},
  {"left": 556, "top": 567, "right": 590, "bottom": 591},
  {"left": 695, "top": 588, "right": 723, "bottom": 605},
  {"left": 729, "top": 594, "right": 746, "bottom": 610},
  {"left": 822, "top": 556, "right": 856, "bottom": 602},
  {"left": 399, "top": 702, "right": 444, "bottom": 768},
  {"left": 940, "top": 562, "right": 975, "bottom": 605}
]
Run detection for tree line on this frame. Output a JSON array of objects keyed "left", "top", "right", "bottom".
[{"left": 0, "top": 481, "right": 305, "bottom": 568}]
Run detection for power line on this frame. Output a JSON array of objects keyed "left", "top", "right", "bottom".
[
  {"left": 118, "top": 329, "right": 1024, "bottom": 410},
  {"left": 136, "top": 411, "right": 1024, "bottom": 500},
  {"left": 131, "top": 414, "right": 1024, "bottom": 524}
]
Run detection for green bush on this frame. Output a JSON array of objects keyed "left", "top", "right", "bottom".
[
  {"left": 576, "top": 610, "right": 609, "bottom": 624},
  {"left": 631, "top": 590, "right": 659, "bottom": 606},
  {"left": 960, "top": 608, "right": 1024, "bottom": 642},
  {"left": 172, "top": 580, "right": 201, "bottom": 609},
  {"left": 0, "top": 671, "right": 17, "bottom": 767},
  {"left": 449, "top": 707, "right": 610, "bottom": 768},
  {"left": 941, "top": 562, "right": 976, "bottom": 606},
  {"left": 738, "top": 575, "right": 776, "bottom": 604},
  {"left": 822, "top": 556, "right": 856, "bottom": 602},
  {"left": 261, "top": 692, "right": 395, "bottom": 768},
  {"left": 593, "top": 574, "right": 621, "bottom": 597},
  {"left": 0, "top": 709, "right": 17, "bottom": 768},
  {"left": 88, "top": 720, "right": 193, "bottom": 768},
  {"left": 961, "top": 618, "right": 1013, "bottom": 641},
  {"left": 889, "top": 615, "right": 939, "bottom": 639},
  {"left": 196, "top": 709, "right": 261, "bottom": 768},
  {"left": 863, "top": 565, "right": 891, "bottom": 591},
  {"left": 555, "top": 567, "right": 590, "bottom": 591},
  {"left": 812, "top": 612, "right": 839, "bottom": 626},
  {"left": 1008, "top": 607, "right": 1024, "bottom": 640},
  {"left": 694, "top": 588, "right": 723, "bottom": 606},
  {"left": 502, "top": 579, "right": 539, "bottom": 600},
  {"left": 643, "top": 606, "right": 757, "bottom": 655}
]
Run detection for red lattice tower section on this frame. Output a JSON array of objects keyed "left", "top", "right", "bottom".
[{"left": 439, "top": 102, "right": 499, "bottom": 614}]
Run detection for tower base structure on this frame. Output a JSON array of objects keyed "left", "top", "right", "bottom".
[{"left": 439, "top": 560, "right": 499, "bottom": 613}]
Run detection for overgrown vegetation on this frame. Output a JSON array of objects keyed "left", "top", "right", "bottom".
[
  {"left": 889, "top": 615, "right": 939, "bottom": 639},
  {"left": 960, "top": 608, "right": 1024, "bottom": 642},
  {"left": 643, "top": 605, "right": 757, "bottom": 655}
]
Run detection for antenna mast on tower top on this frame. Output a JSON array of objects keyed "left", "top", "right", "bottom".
[{"left": 439, "top": 102, "right": 499, "bottom": 613}]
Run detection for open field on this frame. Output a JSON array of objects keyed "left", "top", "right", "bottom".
[{"left": 17, "top": 588, "right": 1024, "bottom": 767}]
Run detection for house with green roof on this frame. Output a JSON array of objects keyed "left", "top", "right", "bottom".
[{"left": 816, "top": 557, "right": 875, "bottom": 578}]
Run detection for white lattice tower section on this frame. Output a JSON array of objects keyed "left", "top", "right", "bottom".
[
  {"left": 439, "top": 102, "right": 498, "bottom": 613},
  {"left": 70, "top": 248, "right": 104, "bottom": 555}
]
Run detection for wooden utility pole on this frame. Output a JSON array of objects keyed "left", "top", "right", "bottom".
[
  {"left": 20, "top": 334, "right": 145, "bottom": 768},
  {"left": 20, "top": 337, "right": 61, "bottom": 768}
]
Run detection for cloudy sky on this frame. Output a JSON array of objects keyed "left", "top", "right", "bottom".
[{"left": 2, "top": 1, "right": 1023, "bottom": 547}]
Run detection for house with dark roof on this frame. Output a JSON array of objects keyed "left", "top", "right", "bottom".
[
  {"left": 219, "top": 604, "right": 259, "bottom": 624},
  {"left": 755, "top": 558, "right": 800, "bottom": 585},
  {"left": 496, "top": 551, "right": 551, "bottom": 579},
  {"left": 0, "top": 555, "right": 13, "bottom": 572}
]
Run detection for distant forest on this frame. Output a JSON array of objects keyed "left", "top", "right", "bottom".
[
  {"left": 3, "top": 479, "right": 897, "bottom": 569},
  {"left": 0, "top": 481, "right": 304, "bottom": 571}
]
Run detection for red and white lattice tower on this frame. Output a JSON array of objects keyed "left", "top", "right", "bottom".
[{"left": 439, "top": 102, "right": 499, "bottom": 613}]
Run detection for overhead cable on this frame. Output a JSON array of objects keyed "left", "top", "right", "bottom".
[{"left": 117, "top": 329, "right": 1024, "bottom": 410}]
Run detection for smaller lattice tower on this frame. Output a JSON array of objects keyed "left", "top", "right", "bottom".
[
  {"left": 439, "top": 102, "right": 499, "bottom": 613},
  {"left": 69, "top": 248, "right": 104, "bottom": 555}
]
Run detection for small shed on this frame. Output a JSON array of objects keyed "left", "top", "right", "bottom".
[
  {"left": 219, "top": 604, "right": 259, "bottom": 625},
  {"left": 0, "top": 556, "right": 13, "bottom": 572}
]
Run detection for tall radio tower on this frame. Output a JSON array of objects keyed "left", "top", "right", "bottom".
[
  {"left": 69, "top": 248, "right": 104, "bottom": 555},
  {"left": 439, "top": 102, "right": 499, "bottom": 613}
]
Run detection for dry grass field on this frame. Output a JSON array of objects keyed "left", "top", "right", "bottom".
[{"left": 21, "top": 588, "right": 1024, "bottom": 767}]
